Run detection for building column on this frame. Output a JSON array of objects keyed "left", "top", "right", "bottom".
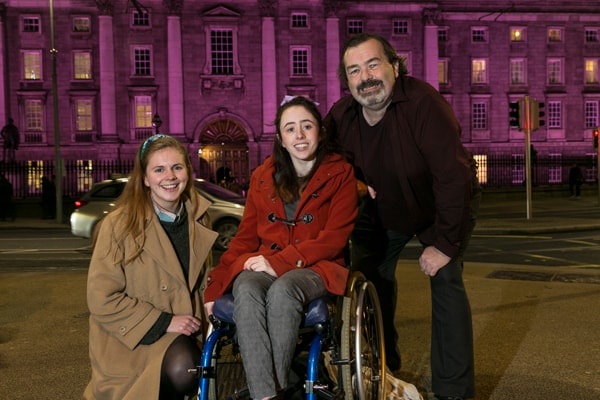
[
  {"left": 261, "top": 16, "right": 276, "bottom": 139},
  {"left": 326, "top": 16, "right": 341, "bottom": 112},
  {"left": 423, "top": 17, "right": 439, "bottom": 90},
  {"left": 98, "top": 14, "right": 118, "bottom": 141},
  {"left": 167, "top": 15, "right": 184, "bottom": 139},
  {"left": 0, "top": 5, "right": 8, "bottom": 124}
]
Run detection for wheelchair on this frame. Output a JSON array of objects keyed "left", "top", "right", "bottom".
[{"left": 192, "top": 271, "right": 386, "bottom": 400}]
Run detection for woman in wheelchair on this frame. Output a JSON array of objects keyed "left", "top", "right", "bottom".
[{"left": 204, "top": 96, "right": 357, "bottom": 400}]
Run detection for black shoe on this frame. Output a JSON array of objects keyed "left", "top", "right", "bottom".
[{"left": 435, "top": 396, "right": 464, "bottom": 400}]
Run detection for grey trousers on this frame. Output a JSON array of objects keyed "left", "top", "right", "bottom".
[{"left": 232, "top": 269, "right": 327, "bottom": 399}]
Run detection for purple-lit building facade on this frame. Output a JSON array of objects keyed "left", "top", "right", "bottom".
[{"left": 0, "top": 0, "right": 598, "bottom": 193}]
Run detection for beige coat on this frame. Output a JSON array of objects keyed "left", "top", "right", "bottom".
[{"left": 84, "top": 195, "right": 217, "bottom": 400}]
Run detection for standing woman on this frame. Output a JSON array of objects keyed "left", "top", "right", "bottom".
[
  {"left": 204, "top": 96, "right": 358, "bottom": 400},
  {"left": 85, "top": 135, "right": 218, "bottom": 400}
]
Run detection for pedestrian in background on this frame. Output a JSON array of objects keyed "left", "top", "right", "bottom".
[
  {"left": 41, "top": 175, "right": 56, "bottom": 219},
  {"left": 0, "top": 173, "right": 14, "bottom": 221},
  {"left": 0, "top": 118, "right": 19, "bottom": 163},
  {"left": 569, "top": 163, "right": 583, "bottom": 199},
  {"left": 85, "top": 134, "right": 218, "bottom": 400},
  {"left": 325, "top": 33, "right": 480, "bottom": 400}
]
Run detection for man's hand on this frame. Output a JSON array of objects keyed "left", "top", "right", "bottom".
[{"left": 419, "top": 246, "right": 451, "bottom": 277}]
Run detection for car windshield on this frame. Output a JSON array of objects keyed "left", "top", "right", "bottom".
[{"left": 195, "top": 180, "right": 245, "bottom": 204}]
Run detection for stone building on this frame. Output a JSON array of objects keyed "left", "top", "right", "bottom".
[{"left": 0, "top": 0, "right": 598, "bottom": 194}]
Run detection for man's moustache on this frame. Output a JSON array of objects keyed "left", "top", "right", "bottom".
[{"left": 358, "top": 80, "right": 382, "bottom": 92}]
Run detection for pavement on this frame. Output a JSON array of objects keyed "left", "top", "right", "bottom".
[{"left": 2, "top": 189, "right": 600, "bottom": 234}]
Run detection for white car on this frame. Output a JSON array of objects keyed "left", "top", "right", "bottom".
[{"left": 70, "top": 178, "right": 245, "bottom": 250}]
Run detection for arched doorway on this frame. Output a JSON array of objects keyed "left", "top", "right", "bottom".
[{"left": 197, "top": 117, "right": 249, "bottom": 193}]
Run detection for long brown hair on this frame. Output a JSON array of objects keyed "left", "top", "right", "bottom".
[
  {"left": 95, "top": 135, "right": 198, "bottom": 264},
  {"left": 272, "top": 96, "right": 343, "bottom": 203}
]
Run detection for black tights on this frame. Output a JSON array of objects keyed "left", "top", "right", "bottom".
[{"left": 159, "top": 335, "right": 202, "bottom": 400}]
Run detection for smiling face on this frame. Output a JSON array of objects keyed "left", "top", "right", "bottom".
[
  {"left": 343, "top": 38, "right": 399, "bottom": 114},
  {"left": 143, "top": 147, "right": 188, "bottom": 212},
  {"left": 278, "top": 105, "right": 320, "bottom": 176}
]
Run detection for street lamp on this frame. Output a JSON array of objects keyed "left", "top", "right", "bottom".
[
  {"left": 49, "top": 0, "right": 62, "bottom": 224},
  {"left": 152, "top": 113, "right": 162, "bottom": 135}
]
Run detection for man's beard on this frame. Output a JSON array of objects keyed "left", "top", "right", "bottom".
[{"left": 356, "top": 79, "right": 387, "bottom": 107}]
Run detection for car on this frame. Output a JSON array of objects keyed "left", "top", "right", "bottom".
[{"left": 69, "top": 177, "right": 245, "bottom": 250}]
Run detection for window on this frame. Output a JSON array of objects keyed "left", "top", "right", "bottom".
[
  {"left": 291, "top": 12, "right": 309, "bottom": 29},
  {"left": 291, "top": 47, "right": 310, "bottom": 76},
  {"left": 510, "top": 27, "right": 526, "bottom": 42},
  {"left": 73, "top": 52, "right": 92, "bottom": 80},
  {"left": 472, "top": 101, "right": 488, "bottom": 130},
  {"left": 438, "top": 28, "right": 448, "bottom": 42},
  {"left": 25, "top": 100, "right": 43, "bottom": 131},
  {"left": 584, "top": 100, "right": 599, "bottom": 129},
  {"left": 22, "top": 51, "right": 42, "bottom": 80},
  {"left": 548, "top": 154, "right": 562, "bottom": 183},
  {"left": 132, "top": 10, "right": 150, "bottom": 27},
  {"left": 75, "top": 99, "right": 93, "bottom": 131},
  {"left": 585, "top": 28, "right": 599, "bottom": 43},
  {"left": 471, "top": 27, "right": 487, "bottom": 43},
  {"left": 510, "top": 59, "right": 526, "bottom": 85},
  {"left": 347, "top": 19, "right": 363, "bottom": 35},
  {"left": 132, "top": 46, "right": 152, "bottom": 76},
  {"left": 22, "top": 16, "right": 40, "bottom": 33},
  {"left": 548, "top": 27, "right": 562, "bottom": 42},
  {"left": 547, "top": 101, "right": 562, "bottom": 129},
  {"left": 585, "top": 59, "right": 598, "bottom": 84},
  {"left": 210, "top": 30, "right": 234, "bottom": 75},
  {"left": 438, "top": 59, "right": 449, "bottom": 85},
  {"left": 393, "top": 19, "right": 410, "bottom": 36},
  {"left": 547, "top": 59, "right": 563, "bottom": 84},
  {"left": 471, "top": 59, "right": 488, "bottom": 84},
  {"left": 73, "top": 16, "right": 90, "bottom": 33},
  {"left": 135, "top": 95, "right": 153, "bottom": 129}
]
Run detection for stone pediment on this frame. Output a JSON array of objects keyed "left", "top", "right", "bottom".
[{"left": 202, "top": 5, "right": 241, "bottom": 18}]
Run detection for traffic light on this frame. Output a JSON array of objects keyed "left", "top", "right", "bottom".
[
  {"left": 531, "top": 100, "right": 545, "bottom": 131},
  {"left": 594, "top": 127, "right": 599, "bottom": 150},
  {"left": 509, "top": 101, "right": 521, "bottom": 130}
]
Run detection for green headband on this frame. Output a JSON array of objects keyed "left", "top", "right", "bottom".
[{"left": 139, "top": 134, "right": 168, "bottom": 160}]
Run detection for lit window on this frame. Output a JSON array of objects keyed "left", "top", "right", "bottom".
[
  {"left": 438, "top": 59, "right": 448, "bottom": 85},
  {"left": 471, "top": 59, "right": 488, "bottom": 84},
  {"left": 347, "top": 19, "right": 363, "bottom": 35},
  {"left": 548, "top": 28, "right": 562, "bottom": 42},
  {"left": 291, "top": 13, "right": 309, "bottom": 29},
  {"left": 135, "top": 96, "right": 153, "bottom": 128},
  {"left": 585, "top": 59, "right": 598, "bottom": 84},
  {"left": 25, "top": 100, "right": 43, "bottom": 131},
  {"left": 73, "top": 52, "right": 92, "bottom": 80},
  {"left": 23, "top": 51, "right": 42, "bottom": 80},
  {"left": 76, "top": 99, "right": 93, "bottom": 131},
  {"left": 133, "top": 47, "right": 152, "bottom": 76},
  {"left": 510, "top": 27, "right": 526, "bottom": 42}
]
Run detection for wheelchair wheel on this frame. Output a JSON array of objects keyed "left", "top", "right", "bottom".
[{"left": 339, "top": 276, "right": 385, "bottom": 400}]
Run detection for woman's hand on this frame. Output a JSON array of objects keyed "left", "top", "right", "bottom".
[
  {"left": 167, "top": 315, "right": 202, "bottom": 336},
  {"left": 243, "top": 255, "right": 277, "bottom": 277},
  {"left": 204, "top": 301, "right": 214, "bottom": 316}
]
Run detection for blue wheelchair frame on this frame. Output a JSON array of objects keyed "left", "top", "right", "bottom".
[{"left": 193, "top": 271, "right": 385, "bottom": 400}]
